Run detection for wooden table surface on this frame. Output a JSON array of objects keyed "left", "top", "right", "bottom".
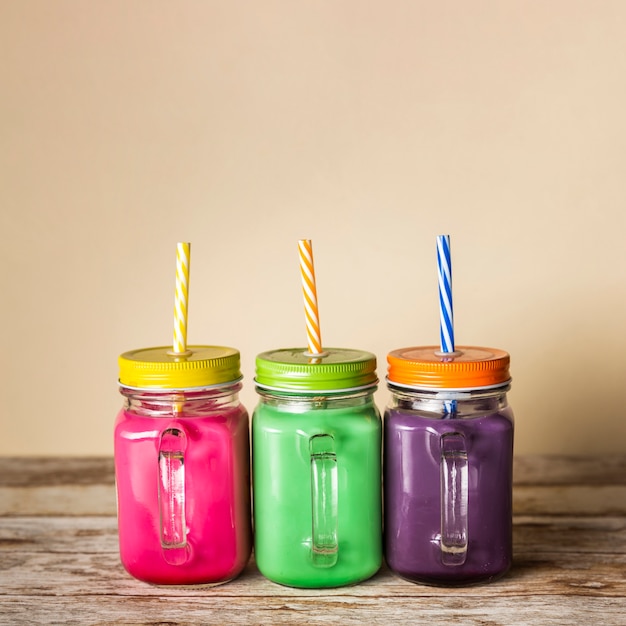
[{"left": 0, "top": 456, "right": 625, "bottom": 625}]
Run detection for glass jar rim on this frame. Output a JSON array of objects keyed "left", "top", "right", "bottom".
[
  {"left": 254, "top": 379, "right": 378, "bottom": 396},
  {"left": 119, "top": 376, "right": 243, "bottom": 394},
  {"left": 386, "top": 377, "right": 511, "bottom": 395}
]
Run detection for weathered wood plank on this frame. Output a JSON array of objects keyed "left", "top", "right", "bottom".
[
  {"left": 0, "top": 550, "right": 623, "bottom": 598},
  {"left": 0, "top": 485, "right": 116, "bottom": 517},
  {"left": 4, "top": 483, "right": 621, "bottom": 517},
  {"left": 1, "top": 456, "right": 626, "bottom": 516},
  {"left": 0, "top": 516, "right": 119, "bottom": 553},
  {"left": 1, "top": 595, "right": 625, "bottom": 626},
  {"left": 514, "top": 485, "right": 626, "bottom": 516},
  {"left": 0, "top": 458, "right": 624, "bottom": 625},
  {"left": 0, "top": 531, "right": 624, "bottom": 598},
  {"left": 1, "top": 516, "right": 624, "bottom": 556},
  {"left": 0, "top": 458, "right": 115, "bottom": 487},
  {"left": 2, "top": 455, "right": 625, "bottom": 488},
  {"left": 514, "top": 455, "right": 626, "bottom": 486},
  {"left": 0, "top": 457, "right": 116, "bottom": 516},
  {"left": 514, "top": 515, "right": 626, "bottom": 553}
]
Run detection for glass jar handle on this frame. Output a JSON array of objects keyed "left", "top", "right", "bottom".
[
  {"left": 309, "top": 434, "right": 338, "bottom": 567},
  {"left": 158, "top": 426, "right": 189, "bottom": 565},
  {"left": 440, "top": 432, "right": 468, "bottom": 566}
]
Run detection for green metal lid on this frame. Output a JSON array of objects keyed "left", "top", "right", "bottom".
[{"left": 255, "top": 347, "right": 378, "bottom": 393}]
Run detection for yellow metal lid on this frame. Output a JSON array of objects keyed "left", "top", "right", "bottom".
[{"left": 118, "top": 345, "right": 242, "bottom": 390}]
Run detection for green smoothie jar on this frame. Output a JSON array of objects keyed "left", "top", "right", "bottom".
[{"left": 252, "top": 347, "right": 382, "bottom": 588}]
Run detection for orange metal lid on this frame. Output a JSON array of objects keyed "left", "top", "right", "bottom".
[{"left": 387, "top": 345, "right": 511, "bottom": 389}]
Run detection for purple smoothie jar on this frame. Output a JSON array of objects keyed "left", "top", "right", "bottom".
[{"left": 384, "top": 346, "right": 514, "bottom": 585}]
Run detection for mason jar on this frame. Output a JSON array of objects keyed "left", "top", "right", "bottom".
[
  {"left": 384, "top": 345, "right": 514, "bottom": 585},
  {"left": 114, "top": 346, "right": 251, "bottom": 585},
  {"left": 252, "top": 347, "right": 382, "bottom": 588}
]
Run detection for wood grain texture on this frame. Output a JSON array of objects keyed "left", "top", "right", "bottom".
[
  {"left": 1, "top": 455, "right": 625, "bottom": 517},
  {"left": 0, "top": 457, "right": 625, "bottom": 624},
  {"left": 2, "top": 596, "right": 625, "bottom": 626}
]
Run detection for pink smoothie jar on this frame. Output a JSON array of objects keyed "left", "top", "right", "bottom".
[{"left": 114, "top": 346, "right": 251, "bottom": 585}]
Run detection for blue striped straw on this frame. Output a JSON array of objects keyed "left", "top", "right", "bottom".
[
  {"left": 437, "top": 235, "right": 456, "bottom": 417},
  {"left": 437, "top": 235, "right": 454, "bottom": 354}
]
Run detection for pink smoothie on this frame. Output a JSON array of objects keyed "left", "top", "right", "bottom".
[{"left": 114, "top": 403, "right": 251, "bottom": 585}]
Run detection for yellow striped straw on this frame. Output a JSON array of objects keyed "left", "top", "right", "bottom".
[
  {"left": 172, "top": 242, "right": 191, "bottom": 355},
  {"left": 298, "top": 239, "right": 324, "bottom": 356}
]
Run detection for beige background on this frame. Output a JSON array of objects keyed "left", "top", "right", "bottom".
[{"left": 2, "top": 1, "right": 625, "bottom": 456}]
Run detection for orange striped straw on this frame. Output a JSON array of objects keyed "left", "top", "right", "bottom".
[
  {"left": 298, "top": 239, "right": 324, "bottom": 356},
  {"left": 172, "top": 242, "right": 191, "bottom": 355}
]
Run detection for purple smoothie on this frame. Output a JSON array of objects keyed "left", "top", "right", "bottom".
[{"left": 384, "top": 403, "right": 514, "bottom": 585}]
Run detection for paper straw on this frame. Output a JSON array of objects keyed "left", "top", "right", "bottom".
[
  {"left": 298, "top": 239, "right": 323, "bottom": 356},
  {"left": 172, "top": 242, "right": 191, "bottom": 354},
  {"left": 437, "top": 234, "right": 454, "bottom": 354}
]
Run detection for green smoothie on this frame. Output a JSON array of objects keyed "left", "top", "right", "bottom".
[{"left": 252, "top": 348, "right": 382, "bottom": 588}]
